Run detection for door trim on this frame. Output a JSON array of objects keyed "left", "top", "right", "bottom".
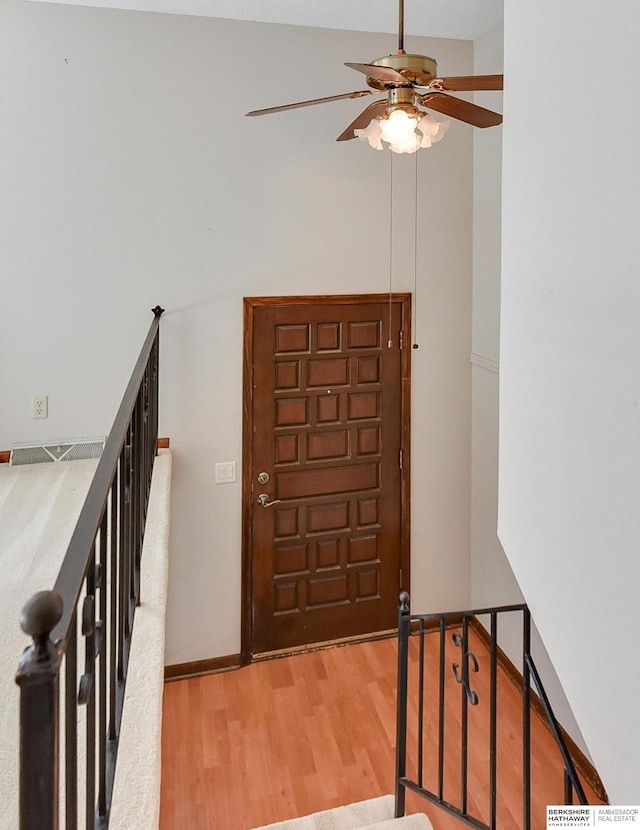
[{"left": 241, "top": 293, "right": 412, "bottom": 664}]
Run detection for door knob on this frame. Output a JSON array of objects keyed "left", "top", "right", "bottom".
[{"left": 256, "top": 493, "right": 282, "bottom": 508}]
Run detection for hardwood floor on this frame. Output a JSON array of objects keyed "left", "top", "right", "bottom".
[{"left": 160, "top": 632, "right": 603, "bottom": 829}]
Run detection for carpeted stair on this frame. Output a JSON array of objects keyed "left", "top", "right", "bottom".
[{"left": 251, "top": 795, "right": 434, "bottom": 830}]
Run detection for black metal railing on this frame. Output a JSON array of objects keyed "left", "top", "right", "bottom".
[
  {"left": 15, "top": 306, "right": 164, "bottom": 830},
  {"left": 395, "top": 592, "right": 588, "bottom": 829}
]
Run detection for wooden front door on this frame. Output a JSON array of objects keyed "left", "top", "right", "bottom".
[{"left": 243, "top": 295, "right": 411, "bottom": 657}]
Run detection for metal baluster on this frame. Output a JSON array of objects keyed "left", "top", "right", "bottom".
[
  {"left": 132, "top": 396, "right": 141, "bottom": 606},
  {"left": 418, "top": 618, "right": 425, "bottom": 788},
  {"left": 124, "top": 430, "right": 133, "bottom": 638},
  {"left": 151, "top": 322, "right": 160, "bottom": 453},
  {"left": 81, "top": 547, "right": 97, "bottom": 830},
  {"left": 109, "top": 479, "right": 118, "bottom": 740},
  {"left": 147, "top": 361, "right": 155, "bottom": 504},
  {"left": 128, "top": 415, "right": 136, "bottom": 623},
  {"left": 136, "top": 387, "right": 145, "bottom": 603},
  {"left": 395, "top": 592, "right": 411, "bottom": 818},
  {"left": 438, "top": 616, "right": 445, "bottom": 803},
  {"left": 565, "top": 769, "right": 573, "bottom": 805},
  {"left": 130, "top": 401, "right": 136, "bottom": 610},
  {"left": 150, "top": 308, "right": 162, "bottom": 462},
  {"left": 118, "top": 446, "right": 126, "bottom": 682},
  {"left": 66, "top": 609, "right": 78, "bottom": 829},
  {"left": 142, "top": 366, "right": 150, "bottom": 521},
  {"left": 148, "top": 345, "right": 156, "bottom": 489},
  {"left": 98, "top": 513, "right": 108, "bottom": 818},
  {"left": 489, "top": 613, "right": 498, "bottom": 830},
  {"left": 461, "top": 616, "right": 469, "bottom": 816},
  {"left": 147, "top": 362, "right": 153, "bottom": 501},
  {"left": 523, "top": 608, "right": 531, "bottom": 830}
]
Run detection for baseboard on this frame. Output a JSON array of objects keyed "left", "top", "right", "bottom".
[
  {"left": 0, "top": 437, "right": 170, "bottom": 464},
  {"left": 469, "top": 617, "right": 608, "bottom": 803},
  {"left": 165, "top": 624, "right": 459, "bottom": 677},
  {"left": 250, "top": 618, "right": 466, "bottom": 663},
  {"left": 252, "top": 628, "right": 398, "bottom": 662},
  {"left": 164, "top": 653, "right": 242, "bottom": 682}
]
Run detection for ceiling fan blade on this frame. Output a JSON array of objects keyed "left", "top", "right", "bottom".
[
  {"left": 345, "top": 62, "right": 409, "bottom": 85},
  {"left": 418, "top": 92, "right": 502, "bottom": 128},
  {"left": 246, "top": 90, "right": 375, "bottom": 117},
  {"left": 336, "top": 100, "right": 389, "bottom": 142},
  {"left": 427, "top": 74, "right": 503, "bottom": 92}
]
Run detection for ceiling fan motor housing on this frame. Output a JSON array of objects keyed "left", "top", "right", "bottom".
[
  {"left": 367, "top": 53, "right": 438, "bottom": 89},
  {"left": 386, "top": 87, "right": 420, "bottom": 118}
]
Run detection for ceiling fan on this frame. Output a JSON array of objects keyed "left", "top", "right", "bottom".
[{"left": 246, "top": 0, "right": 503, "bottom": 153}]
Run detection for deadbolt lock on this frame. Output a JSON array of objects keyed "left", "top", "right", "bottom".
[{"left": 257, "top": 471, "right": 270, "bottom": 484}]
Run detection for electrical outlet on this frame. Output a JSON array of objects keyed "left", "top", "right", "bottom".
[{"left": 32, "top": 395, "right": 48, "bottom": 419}]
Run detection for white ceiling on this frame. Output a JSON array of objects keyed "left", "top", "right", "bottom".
[{"left": 43, "top": 0, "right": 503, "bottom": 41}]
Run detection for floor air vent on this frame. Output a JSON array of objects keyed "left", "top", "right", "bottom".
[{"left": 10, "top": 438, "right": 105, "bottom": 466}]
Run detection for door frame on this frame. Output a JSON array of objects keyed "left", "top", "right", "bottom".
[{"left": 241, "top": 293, "right": 412, "bottom": 664}]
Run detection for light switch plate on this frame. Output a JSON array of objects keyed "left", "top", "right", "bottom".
[{"left": 215, "top": 461, "right": 237, "bottom": 484}]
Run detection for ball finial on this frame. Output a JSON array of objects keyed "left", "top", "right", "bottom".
[{"left": 20, "top": 590, "right": 63, "bottom": 640}]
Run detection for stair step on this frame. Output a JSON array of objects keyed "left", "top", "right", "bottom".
[
  {"left": 250, "top": 795, "right": 394, "bottom": 829},
  {"left": 250, "top": 797, "right": 435, "bottom": 830},
  {"left": 369, "top": 815, "right": 434, "bottom": 830}
]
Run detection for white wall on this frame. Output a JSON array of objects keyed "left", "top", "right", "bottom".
[
  {"left": 501, "top": 0, "right": 640, "bottom": 801},
  {"left": 471, "top": 22, "right": 589, "bottom": 758},
  {"left": 0, "top": 0, "right": 473, "bottom": 663},
  {"left": 471, "top": 25, "right": 515, "bottom": 611}
]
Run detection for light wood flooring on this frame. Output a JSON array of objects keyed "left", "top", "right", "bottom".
[{"left": 160, "top": 631, "right": 603, "bottom": 829}]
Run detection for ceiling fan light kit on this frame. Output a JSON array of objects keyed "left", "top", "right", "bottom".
[
  {"left": 246, "top": 0, "right": 503, "bottom": 153},
  {"left": 356, "top": 110, "right": 449, "bottom": 154}
]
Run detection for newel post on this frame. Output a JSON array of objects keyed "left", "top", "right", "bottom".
[
  {"left": 395, "top": 591, "right": 411, "bottom": 818},
  {"left": 15, "top": 590, "right": 64, "bottom": 830}
]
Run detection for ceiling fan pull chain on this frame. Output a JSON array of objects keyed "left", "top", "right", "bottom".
[
  {"left": 388, "top": 150, "right": 394, "bottom": 349},
  {"left": 413, "top": 148, "right": 420, "bottom": 349}
]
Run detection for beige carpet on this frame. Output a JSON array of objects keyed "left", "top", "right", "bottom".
[
  {"left": 250, "top": 796, "right": 434, "bottom": 830},
  {"left": 0, "top": 450, "right": 171, "bottom": 830}
]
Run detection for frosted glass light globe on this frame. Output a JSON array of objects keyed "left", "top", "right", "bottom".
[
  {"left": 354, "top": 118, "right": 384, "bottom": 150},
  {"left": 417, "top": 113, "right": 450, "bottom": 148},
  {"left": 355, "top": 109, "right": 450, "bottom": 154},
  {"left": 379, "top": 110, "right": 421, "bottom": 154}
]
